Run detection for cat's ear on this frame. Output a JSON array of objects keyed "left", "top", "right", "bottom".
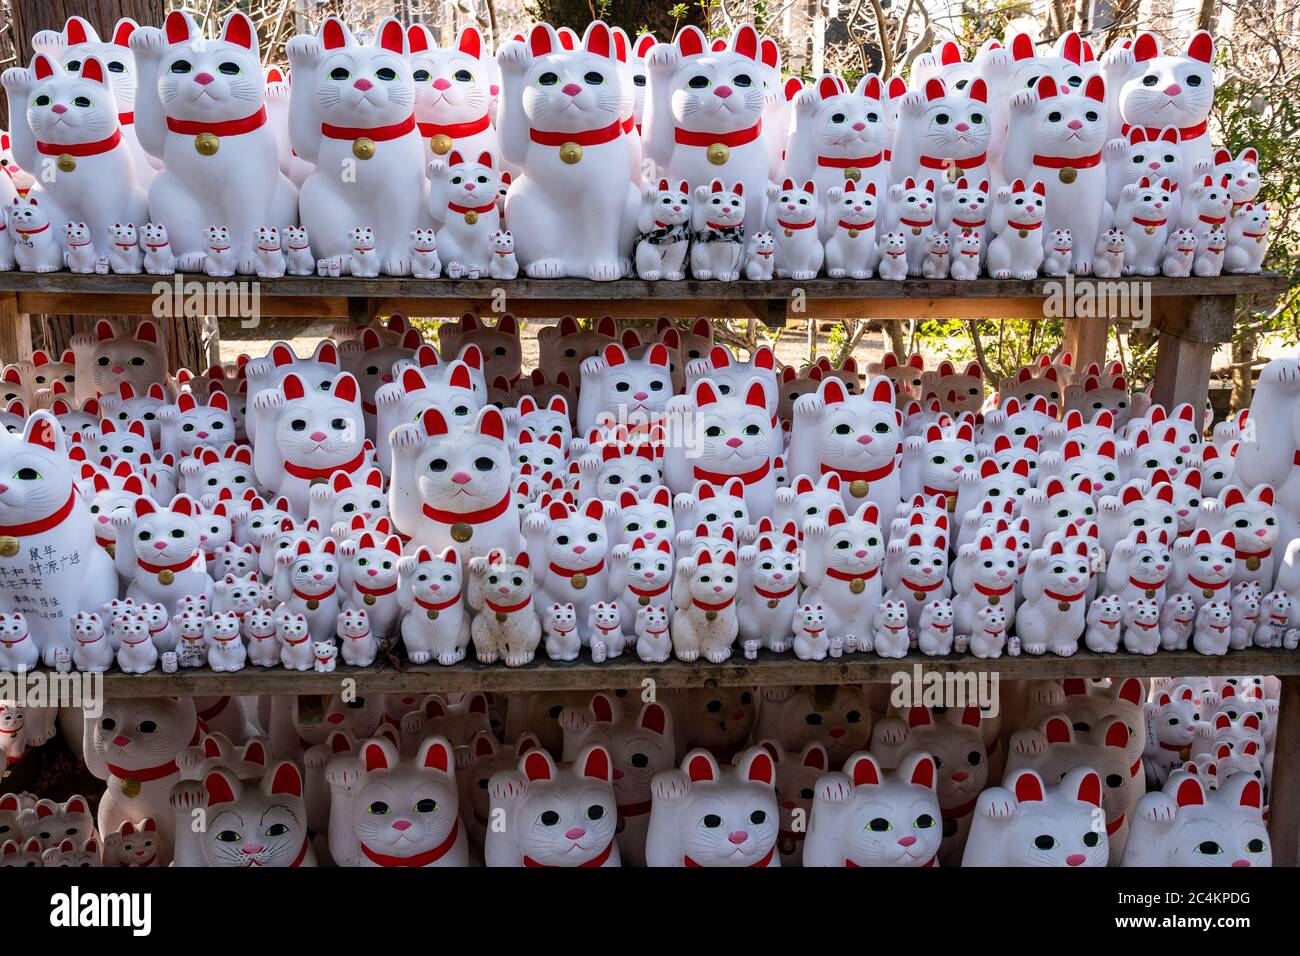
[
  {"left": 457, "top": 25, "right": 484, "bottom": 59},
  {"left": 744, "top": 380, "right": 766, "bottom": 410},
  {"left": 579, "top": 744, "right": 614, "bottom": 783},
  {"left": 800, "top": 741, "right": 828, "bottom": 773},
  {"left": 521, "top": 747, "right": 556, "bottom": 782},
  {"left": 362, "top": 738, "right": 396, "bottom": 772},
  {"left": 685, "top": 748, "right": 720, "bottom": 782},
  {"left": 1072, "top": 768, "right": 1103, "bottom": 807},
  {"left": 477, "top": 406, "right": 506, "bottom": 442},
  {"left": 739, "top": 746, "right": 776, "bottom": 787},
  {"left": 219, "top": 10, "right": 257, "bottom": 52},
  {"left": 639, "top": 702, "right": 670, "bottom": 737},
  {"left": 267, "top": 761, "right": 303, "bottom": 799},
  {"left": 22, "top": 412, "right": 59, "bottom": 452},
  {"left": 79, "top": 56, "right": 108, "bottom": 86},
  {"left": 904, "top": 752, "right": 937, "bottom": 791},
  {"left": 583, "top": 21, "right": 614, "bottom": 60},
  {"left": 419, "top": 736, "right": 454, "bottom": 774},
  {"left": 203, "top": 769, "right": 239, "bottom": 807},
  {"left": 675, "top": 24, "right": 706, "bottom": 59},
  {"left": 844, "top": 752, "right": 881, "bottom": 787},
  {"left": 164, "top": 9, "right": 198, "bottom": 45},
  {"left": 375, "top": 17, "right": 407, "bottom": 55},
  {"left": 1008, "top": 768, "right": 1045, "bottom": 804}
]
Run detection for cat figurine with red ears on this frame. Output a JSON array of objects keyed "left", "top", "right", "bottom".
[
  {"left": 496, "top": 22, "right": 638, "bottom": 280},
  {"left": 396, "top": 545, "right": 469, "bottom": 665},
  {"left": 962, "top": 766, "right": 1109, "bottom": 866},
  {"left": 1121, "top": 773, "right": 1269, "bottom": 867},
  {"left": 286, "top": 17, "right": 425, "bottom": 273},
  {"left": 128, "top": 10, "right": 296, "bottom": 271},
  {"left": 766, "top": 179, "right": 823, "bottom": 279},
  {"left": 325, "top": 735, "right": 467, "bottom": 867},
  {"left": 69, "top": 318, "right": 167, "bottom": 405},
  {"left": 406, "top": 24, "right": 498, "bottom": 171},
  {"left": 486, "top": 744, "right": 620, "bottom": 867},
  {"left": 428, "top": 149, "right": 501, "bottom": 278},
  {"left": 338, "top": 531, "right": 403, "bottom": 639},
  {"left": 646, "top": 747, "right": 779, "bottom": 867},
  {"left": 170, "top": 761, "right": 314, "bottom": 867}
]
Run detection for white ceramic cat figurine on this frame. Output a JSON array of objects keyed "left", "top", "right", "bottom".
[
  {"left": 800, "top": 503, "right": 884, "bottom": 652},
  {"left": 916, "top": 598, "right": 955, "bottom": 656},
  {"left": 876, "top": 230, "right": 908, "bottom": 279},
  {"left": 63, "top": 223, "right": 97, "bottom": 273},
  {"left": 1122, "top": 597, "right": 1162, "bottom": 654},
  {"left": 1042, "top": 228, "right": 1073, "bottom": 277},
  {"left": 1192, "top": 600, "right": 1232, "bottom": 655},
  {"left": 986, "top": 179, "right": 1046, "bottom": 278},
  {"left": 204, "top": 611, "right": 245, "bottom": 672},
  {"left": 1115, "top": 176, "right": 1172, "bottom": 275},
  {"left": 1194, "top": 224, "right": 1226, "bottom": 276},
  {"left": 1225, "top": 202, "right": 1269, "bottom": 274},
  {"left": 1121, "top": 773, "right": 1269, "bottom": 867},
  {"left": 888, "top": 177, "right": 936, "bottom": 275},
  {"left": 690, "top": 179, "right": 746, "bottom": 280},
  {"left": 252, "top": 225, "right": 285, "bottom": 277},
  {"left": 962, "top": 766, "right": 1108, "bottom": 866},
  {"left": 920, "top": 230, "right": 951, "bottom": 279},
  {"left": 129, "top": 11, "right": 296, "bottom": 271},
  {"left": 1162, "top": 227, "right": 1197, "bottom": 277},
  {"left": 0, "top": 612, "right": 38, "bottom": 672},
  {"left": 428, "top": 149, "right": 501, "bottom": 277},
  {"left": 671, "top": 547, "right": 739, "bottom": 663},
  {"left": 635, "top": 178, "right": 691, "bottom": 280},
  {"left": 745, "top": 230, "right": 775, "bottom": 279},
  {"left": 793, "top": 602, "right": 833, "bottom": 660},
  {"left": 170, "top": 761, "right": 313, "bottom": 867},
  {"left": 635, "top": 604, "right": 672, "bottom": 663},
  {"left": 140, "top": 222, "right": 175, "bottom": 274},
  {"left": 467, "top": 549, "right": 540, "bottom": 666},
  {"left": 339, "top": 531, "right": 403, "bottom": 640},
  {"left": 287, "top": 17, "right": 425, "bottom": 272},
  {"left": 1083, "top": 593, "right": 1124, "bottom": 653},
  {"left": 72, "top": 611, "right": 114, "bottom": 672},
  {"left": 273, "top": 537, "right": 340, "bottom": 644},
  {"left": 891, "top": 76, "right": 992, "bottom": 188},
  {"left": 277, "top": 613, "right": 313, "bottom": 670},
  {"left": 766, "top": 178, "right": 823, "bottom": 278},
  {"left": 408, "top": 228, "right": 441, "bottom": 278},
  {"left": 824, "top": 180, "right": 878, "bottom": 278},
  {"left": 1014, "top": 538, "right": 1091, "bottom": 656},
  {"left": 407, "top": 25, "right": 498, "bottom": 171},
  {"left": 9, "top": 196, "right": 63, "bottom": 272},
  {"left": 496, "top": 22, "right": 638, "bottom": 280}
]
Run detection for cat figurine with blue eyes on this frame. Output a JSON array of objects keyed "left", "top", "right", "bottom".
[
  {"left": 496, "top": 22, "right": 639, "bottom": 280},
  {"left": 1, "top": 52, "right": 148, "bottom": 256},
  {"left": 407, "top": 25, "right": 498, "bottom": 172},
  {"left": 287, "top": 17, "right": 425, "bottom": 273},
  {"left": 804, "top": 751, "right": 943, "bottom": 867},
  {"left": 962, "top": 766, "right": 1108, "bottom": 867}
]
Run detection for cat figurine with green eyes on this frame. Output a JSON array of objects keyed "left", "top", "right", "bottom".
[
  {"left": 1122, "top": 772, "right": 1269, "bottom": 867},
  {"left": 961, "top": 766, "right": 1109, "bottom": 867},
  {"left": 170, "top": 761, "right": 315, "bottom": 867},
  {"left": 397, "top": 545, "right": 468, "bottom": 665},
  {"left": 407, "top": 25, "right": 498, "bottom": 172},
  {"left": 338, "top": 531, "right": 403, "bottom": 639}
]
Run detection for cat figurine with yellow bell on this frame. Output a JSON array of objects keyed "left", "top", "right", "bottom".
[
  {"left": 428, "top": 149, "right": 501, "bottom": 278},
  {"left": 408, "top": 25, "right": 499, "bottom": 173},
  {"left": 339, "top": 530, "right": 404, "bottom": 640},
  {"left": 287, "top": 16, "right": 427, "bottom": 273},
  {"left": 129, "top": 10, "right": 296, "bottom": 272}
]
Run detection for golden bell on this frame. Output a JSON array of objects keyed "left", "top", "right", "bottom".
[
  {"left": 705, "top": 610, "right": 718, "bottom": 621},
  {"left": 559, "top": 141, "right": 583, "bottom": 165},
  {"left": 105, "top": 544, "right": 116, "bottom": 559},
  {"left": 1058, "top": 601, "right": 1071, "bottom": 612},
  {"left": 0, "top": 536, "right": 18, "bottom": 558},
  {"left": 450, "top": 523, "right": 473, "bottom": 543},
  {"left": 464, "top": 211, "right": 478, "bottom": 226},
  {"left": 988, "top": 594, "right": 1000, "bottom": 606},
  {"left": 1059, "top": 167, "right": 1077, "bottom": 184},
  {"left": 194, "top": 132, "right": 220, "bottom": 156},
  {"left": 946, "top": 497, "right": 956, "bottom": 513},
  {"left": 495, "top": 611, "right": 508, "bottom": 623},
  {"left": 364, "top": 594, "right": 376, "bottom": 606},
  {"left": 56, "top": 153, "right": 77, "bottom": 173},
  {"left": 1145, "top": 589, "right": 1156, "bottom": 599},
  {"left": 352, "top": 136, "right": 376, "bottom": 161},
  {"left": 639, "top": 595, "right": 650, "bottom": 606},
  {"left": 850, "top": 479, "right": 869, "bottom": 498},
  {"left": 120, "top": 778, "right": 141, "bottom": 799},
  {"left": 307, "top": 599, "right": 319, "bottom": 611},
  {"left": 783, "top": 228, "right": 794, "bottom": 238},
  {"left": 911, "top": 227, "right": 922, "bottom": 236},
  {"left": 1018, "top": 229, "right": 1029, "bottom": 238},
  {"left": 1145, "top": 226, "right": 1156, "bottom": 236},
  {"left": 1247, "top": 556, "right": 1261, "bottom": 571},
  {"left": 706, "top": 143, "right": 729, "bottom": 166},
  {"left": 1202, "top": 588, "right": 1215, "bottom": 599},
  {"left": 430, "top": 133, "right": 453, "bottom": 155},
  {"left": 427, "top": 608, "right": 440, "bottom": 621},
  {"left": 158, "top": 569, "right": 175, "bottom": 585},
  {"left": 779, "top": 836, "right": 796, "bottom": 856},
  {"left": 767, "top": 599, "right": 779, "bottom": 609},
  {"left": 571, "top": 573, "right": 587, "bottom": 590},
  {"left": 849, "top": 578, "right": 865, "bottom": 595},
  {"left": 847, "top": 229, "right": 859, "bottom": 239},
  {"left": 844, "top": 167, "right": 861, "bottom": 182},
  {"left": 914, "top": 591, "right": 927, "bottom": 602},
  {"left": 947, "top": 165, "right": 961, "bottom": 183}
]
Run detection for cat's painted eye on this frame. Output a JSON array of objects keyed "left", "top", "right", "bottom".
[
  {"left": 586, "top": 805, "right": 605, "bottom": 820},
  {"left": 14, "top": 467, "right": 39, "bottom": 481},
  {"left": 539, "top": 810, "right": 560, "bottom": 826},
  {"left": 934, "top": 113, "right": 950, "bottom": 125},
  {"left": 376, "top": 67, "right": 397, "bottom": 81},
  {"left": 366, "top": 801, "right": 390, "bottom": 815},
  {"left": 215, "top": 830, "right": 241, "bottom": 843},
  {"left": 830, "top": 112, "right": 846, "bottom": 124},
  {"left": 970, "top": 112, "right": 985, "bottom": 124},
  {"left": 1033, "top": 834, "right": 1056, "bottom": 850},
  {"left": 265, "top": 823, "right": 290, "bottom": 837},
  {"left": 583, "top": 71, "right": 604, "bottom": 85},
  {"left": 702, "top": 813, "right": 722, "bottom": 828},
  {"left": 170, "top": 59, "right": 193, "bottom": 74},
  {"left": 453, "top": 69, "right": 473, "bottom": 82},
  {"left": 538, "top": 71, "right": 559, "bottom": 86},
  {"left": 687, "top": 75, "right": 710, "bottom": 89},
  {"left": 73, "top": 96, "right": 93, "bottom": 108},
  {"left": 34, "top": 95, "right": 51, "bottom": 107},
  {"left": 329, "top": 67, "right": 351, "bottom": 81},
  {"left": 734, "top": 74, "right": 753, "bottom": 87},
  {"left": 914, "top": 813, "right": 935, "bottom": 829},
  {"left": 1047, "top": 111, "right": 1062, "bottom": 123},
  {"left": 867, "top": 817, "right": 891, "bottom": 832},
  {"left": 415, "top": 799, "right": 438, "bottom": 813},
  {"left": 413, "top": 69, "right": 431, "bottom": 82},
  {"left": 1248, "top": 838, "right": 1266, "bottom": 853},
  {"left": 218, "top": 62, "right": 240, "bottom": 76}
]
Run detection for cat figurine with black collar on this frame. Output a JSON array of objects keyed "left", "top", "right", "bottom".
[
  {"left": 496, "top": 22, "right": 638, "bottom": 280},
  {"left": 129, "top": 11, "right": 296, "bottom": 272},
  {"left": 287, "top": 17, "right": 425, "bottom": 273},
  {"left": 635, "top": 178, "right": 691, "bottom": 280},
  {"left": 690, "top": 179, "right": 746, "bottom": 280}
]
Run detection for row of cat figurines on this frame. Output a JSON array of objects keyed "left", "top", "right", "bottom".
[{"left": 1, "top": 10, "right": 1257, "bottom": 279}]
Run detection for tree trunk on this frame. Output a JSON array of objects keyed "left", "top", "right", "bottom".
[
  {"left": 1195, "top": 0, "right": 1219, "bottom": 32},
  {"left": 9, "top": 0, "right": 217, "bottom": 373},
  {"left": 1231, "top": 327, "right": 1256, "bottom": 411}
]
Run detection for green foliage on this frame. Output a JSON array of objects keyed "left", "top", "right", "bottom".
[{"left": 523, "top": 0, "right": 704, "bottom": 40}]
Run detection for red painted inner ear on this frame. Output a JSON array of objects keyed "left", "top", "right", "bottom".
[
  {"left": 270, "top": 762, "right": 302, "bottom": 797},
  {"left": 850, "top": 755, "right": 880, "bottom": 786},
  {"left": 204, "top": 772, "right": 237, "bottom": 806},
  {"left": 523, "top": 751, "right": 552, "bottom": 781},
  {"left": 687, "top": 753, "right": 715, "bottom": 782},
  {"left": 1013, "top": 772, "right": 1045, "bottom": 803}
]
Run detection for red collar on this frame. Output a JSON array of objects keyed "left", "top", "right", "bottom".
[
  {"left": 14, "top": 223, "right": 49, "bottom": 237},
  {"left": 1132, "top": 216, "right": 1166, "bottom": 227},
  {"left": 685, "top": 844, "right": 774, "bottom": 867},
  {"left": 447, "top": 199, "right": 497, "bottom": 216},
  {"left": 1129, "top": 575, "right": 1166, "bottom": 590},
  {"left": 422, "top": 490, "right": 511, "bottom": 525},
  {"left": 289, "top": 837, "right": 311, "bottom": 867},
  {"left": 777, "top": 217, "right": 816, "bottom": 231},
  {"left": 415, "top": 593, "right": 461, "bottom": 612},
  {"left": 922, "top": 485, "right": 954, "bottom": 498},
  {"left": 37, "top": 128, "right": 122, "bottom": 157},
  {"left": 486, "top": 594, "right": 531, "bottom": 615},
  {"left": 530, "top": 118, "right": 624, "bottom": 148},
  {"left": 1106, "top": 813, "right": 1125, "bottom": 836},
  {"left": 818, "top": 152, "right": 883, "bottom": 169},
  {"left": 138, "top": 553, "right": 198, "bottom": 576},
  {"left": 755, "top": 583, "right": 797, "bottom": 600},
  {"left": 974, "top": 580, "right": 1013, "bottom": 597},
  {"left": 693, "top": 595, "right": 735, "bottom": 613},
  {"left": 920, "top": 151, "right": 986, "bottom": 171},
  {"left": 899, "top": 216, "right": 932, "bottom": 229},
  {"left": 524, "top": 838, "right": 614, "bottom": 868},
  {"left": 674, "top": 121, "right": 762, "bottom": 149},
  {"left": 952, "top": 217, "right": 985, "bottom": 229},
  {"left": 629, "top": 581, "right": 670, "bottom": 598},
  {"left": 1044, "top": 588, "right": 1084, "bottom": 603},
  {"left": 282, "top": 632, "right": 311, "bottom": 646},
  {"left": 622, "top": 115, "right": 635, "bottom": 133},
  {"left": 284, "top": 448, "right": 366, "bottom": 481},
  {"left": 322, "top": 113, "right": 415, "bottom": 142},
  {"left": 1032, "top": 150, "right": 1102, "bottom": 170},
  {"left": 1234, "top": 546, "right": 1270, "bottom": 560},
  {"left": 838, "top": 219, "right": 875, "bottom": 231},
  {"left": 901, "top": 576, "right": 943, "bottom": 594},
  {"left": 417, "top": 114, "right": 491, "bottom": 139},
  {"left": 107, "top": 758, "right": 178, "bottom": 784},
  {"left": 820, "top": 460, "right": 895, "bottom": 483},
  {"left": 549, "top": 559, "right": 605, "bottom": 579},
  {"left": 1122, "top": 119, "right": 1207, "bottom": 141},
  {"left": 618, "top": 800, "right": 652, "bottom": 819},
  {"left": 1187, "top": 575, "right": 1229, "bottom": 593},
  {"left": 168, "top": 105, "right": 268, "bottom": 137},
  {"left": 354, "top": 580, "right": 398, "bottom": 598},
  {"left": 826, "top": 565, "right": 879, "bottom": 583},
  {"left": 942, "top": 795, "right": 979, "bottom": 820},
  {"left": 293, "top": 584, "right": 337, "bottom": 602},
  {"left": 1200, "top": 213, "right": 1226, "bottom": 225},
  {"left": 0, "top": 632, "right": 29, "bottom": 647},
  {"left": 0, "top": 489, "right": 76, "bottom": 537},
  {"left": 119, "top": 111, "right": 134, "bottom": 126},
  {"left": 360, "top": 819, "right": 460, "bottom": 867},
  {"left": 1159, "top": 739, "right": 1191, "bottom": 754},
  {"left": 1007, "top": 219, "right": 1042, "bottom": 232},
  {"left": 692, "top": 459, "right": 771, "bottom": 485},
  {"left": 195, "top": 697, "right": 231, "bottom": 721}
]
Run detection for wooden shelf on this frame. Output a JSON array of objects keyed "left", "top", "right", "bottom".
[{"left": 32, "top": 647, "right": 1300, "bottom": 698}]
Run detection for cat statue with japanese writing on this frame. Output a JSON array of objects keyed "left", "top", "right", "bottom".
[
  {"left": 496, "top": 22, "right": 638, "bottom": 280},
  {"left": 170, "top": 761, "right": 314, "bottom": 867},
  {"left": 287, "top": 17, "right": 425, "bottom": 272},
  {"left": 129, "top": 10, "right": 296, "bottom": 271}
]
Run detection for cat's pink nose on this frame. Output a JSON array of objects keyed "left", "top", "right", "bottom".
[
  {"left": 714, "top": 85, "right": 733, "bottom": 98},
  {"left": 241, "top": 843, "right": 264, "bottom": 854},
  {"left": 727, "top": 831, "right": 747, "bottom": 844},
  {"left": 433, "top": 77, "right": 451, "bottom": 90},
  {"left": 633, "top": 391, "right": 647, "bottom": 401},
  {"left": 898, "top": 835, "right": 917, "bottom": 847},
  {"left": 112, "top": 735, "right": 129, "bottom": 747},
  {"left": 464, "top": 182, "right": 476, "bottom": 191},
  {"left": 730, "top": 708, "right": 745, "bottom": 720},
  {"left": 451, "top": 471, "right": 471, "bottom": 484},
  {"left": 857, "top": 435, "right": 872, "bottom": 444},
  {"left": 0, "top": 483, "right": 8, "bottom": 494},
  {"left": 354, "top": 78, "right": 373, "bottom": 91},
  {"left": 562, "top": 83, "right": 581, "bottom": 96},
  {"left": 98, "top": 515, "right": 109, "bottom": 523},
  {"left": 561, "top": 827, "right": 586, "bottom": 840},
  {"left": 51, "top": 103, "right": 67, "bottom": 114},
  {"left": 1067, "top": 119, "right": 1083, "bottom": 130},
  {"left": 828, "top": 727, "right": 845, "bottom": 739},
  {"left": 955, "top": 122, "right": 969, "bottom": 132},
  {"left": 310, "top": 431, "right": 326, "bottom": 442},
  {"left": 726, "top": 438, "right": 742, "bottom": 448},
  {"left": 852, "top": 122, "right": 865, "bottom": 131},
  {"left": 951, "top": 771, "right": 970, "bottom": 782},
  {"left": 313, "top": 573, "right": 325, "bottom": 581},
  {"left": 713, "top": 585, "right": 723, "bottom": 592},
  {"left": 194, "top": 72, "right": 214, "bottom": 85},
  {"left": 153, "top": 541, "right": 166, "bottom": 550},
  {"left": 855, "top": 549, "right": 867, "bottom": 558},
  {"left": 573, "top": 545, "right": 586, "bottom": 555},
  {"left": 327, "top": 713, "right": 344, "bottom": 724},
  {"left": 1256, "top": 529, "right": 1267, "bottom": 537},
  {"left": 366, "top": 568, "right": 378, "bottom": 576},
  {"left": 1149, "top": 161, "right": 1161, "bottom": 169},
  {"left": 1163, "top": 83, "right": 1182, "bottom": 95},
  {"left": 1232, "top": 859, "right": 1251, "bottom": 867},
  {"left": 391, "top": 820, "right": 411, "bottom": 831},
  {"left": 1066, "top": 853, "right": 1086, "bottom": 866},
  {"left": 1212, "top": 564, "right": 1224, "bottom": 572}
]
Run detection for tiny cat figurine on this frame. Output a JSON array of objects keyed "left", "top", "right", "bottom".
[
  {"left": 72, "top": 612, "right": 114, "bottom": 672},
  {"left": 1123, "top": 598, "right": 1162, "bottom": 654},
  {"left": 917, "top": 598, "right": 955, "bottom": 656},
  {"left": 140, "top": 222, "right": 176, "bottom": 274},
  {"left": 10, "top": 196, "right": 63, "bottom": 272},
  {"left": 102, "top": 818, "right": 162, "bottom": 868},
  {"left": 543, "top": 602, "right": 580, "bottom": 662},
  {"left": 397, "top": 545, "right": 469, "bottom": 666},
  {"left": 1083, "top": 593, "right": 1124, "bottom": 653},
  {"left": 428, "top": 149, "right": 501, "bottom": 278},
  {"left": 1042, "top": 228, "right": 1073, "bottom": 277},
  {"left": 690, "top": 179, "right": 746, "bottom": 280},
  {"left": 283, "top": 225, "right": 314, "bottom": 275},
  {"left": 467, "top": 549, "right": 540, "bottom": 667},
  {"left": 671, "top": 547, "right": 739, "bottom": 663},
  {"left": 325, "top": 735, "right": 467, "bottom": 867},
  {"left": 962, "top": 766, "right": 1108, "bottom": 866},
  {"left": 965, "top": 603, "right": 1008, "bottom": 659},
  {"left": 1256, "top": 591, "right": 1296, "bottom": 649},
  {"left": 919, "top": 230, "right": 950, "bottom": 279},
  {"left": 635, "top": 178, "right": 691, "bottom": 280},
  {"left": 345, "top": 225, "right": 380, "bottom": 277},
  {"left": 64, "top": 223, "right": 97, "bottom": 274},
  {"left": 253, "top": 225, "right": 285, "bottom": 277},
  {"left": 313, "top": 640, "right": 337, "bottom": 672},
  {"left": 408, "top": 228, "right": 441, "bottom": 278},
  {"left": 793, "top": 602, "right": 833, "bottom": 660},
  {"left": 0, "top": 613, "right": 38, "bottom": 673},
  {"left": 635, "top": 604, "right": 672, "bottom": 663},
  {"left": 1193, "top": 224, "right": 1226, "bottom": 276},
  {"left": 876, "top": 230, "right": 909, "bottom": 279},
  {"left": 488, "top": 230, "right": 518, "bottom": 279},
  {"left": 745, "top": 230, "right": 775, "bottom": 279},
  {"left": 170, "top": 762, "right": 315, "bottom": 867},
  {"left": 243, "top": 608, "right": 280, "bottom": 667},
  {"left": 986, "top": 179, "right": 1045, "bottom": 278},
  {"left": 587, "top": 601, "right": 624, "bottom": 660},
  {"left": 871, "top": 600, "right": 911, "bottom": 658},
  {"left": 646, "top": 747, "right": 779, "bottom": 867},
  {"left": 888, "top": 177, "right": 937, "bottom": 275},
  {"left": 277, "top": 613, "right": 314, "bottom": 670},
  {"left": 204, "top": 611, "right": 245, "bottom": 672},
  {"left": 1093, "top": 226, "right": 1127, "bottom": 278},
  {"left": 1159, "top": 591, "right": 1198, "bottom": 651},
  {"left": 824, "top": 180, "right": 878, "bottom": 278},
  {"left": 337, "top": 607, "right": 378, "bottom": 666},
  {"left": 1161, "top": 226, "right": 1197, "bottom": 277},
  {"left": 1224, "top": 201, "right": 1269, "bottom": 274},
  {"left": 767, "top": 178, "right": 823, "bottom": 279},
  {"left": 1192, "top": 600, "right": 1232, "bottom": 655},
  {"left": 202, "top": 224, "right": 235, "bottom": 276}
]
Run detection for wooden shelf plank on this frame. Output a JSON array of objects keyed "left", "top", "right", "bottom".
[{"left": 24, "top": 647, "right": 1300, "bottom": 698}]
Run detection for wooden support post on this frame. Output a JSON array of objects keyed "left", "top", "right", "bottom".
[
  {"left": 0, "top": 291, "right": 33, "bottom": 363},
  {"left": 1269, "top": 676, "right": 1300, "bottom": 866},
  {"left": 1062, "top": 316, "right": 1107, "bottom": 373},
  {"left": 1150, "top": 295, "right": 1235, "bottom": 413}
]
